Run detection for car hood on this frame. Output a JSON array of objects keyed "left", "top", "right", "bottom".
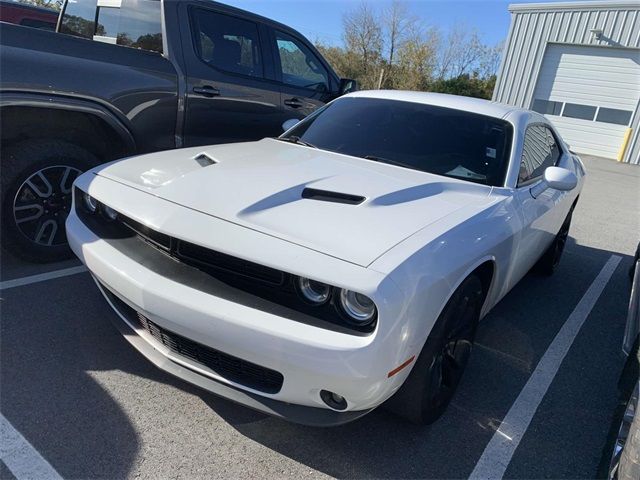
[{"left": 95, "top": 139, "right": 494, "bottom": 267}]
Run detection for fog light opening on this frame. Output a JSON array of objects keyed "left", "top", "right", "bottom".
[{"left": 320, "top": 390, "right": 348, "bottom": 411}]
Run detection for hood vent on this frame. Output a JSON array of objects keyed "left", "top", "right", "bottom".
[
  {"left": 193, "top": 152, "right": 217, "bottom": 167},
  {"left": 301, "top": 187, "right": 365, "bottom": 205}
]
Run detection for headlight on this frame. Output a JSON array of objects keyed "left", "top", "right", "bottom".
[
  {"left": 297, "top": 276, "right": 331, "bottom": 305},
  {"left": 339, "top": 289, "right": 376, "bottom": 324},
  {"left": 102, "top": 205, "right": 118, "bottom": 221},
  {"left": 82, "top": 192, "right": 97, "bottom": 213}
]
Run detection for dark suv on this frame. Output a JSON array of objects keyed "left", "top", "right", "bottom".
[{"left": 0, "top": 0, "right": 356, "bottom": 262}]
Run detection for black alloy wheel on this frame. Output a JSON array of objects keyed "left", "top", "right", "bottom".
[
  {"left": 12, "top": 165, "right": 81, "bottom": 247},
  {"left": 534, "top": 203, "right": 576, "bottom": 276},
  {"left": 422, "top": 277, "right": 483, "bottom": 420},
  {"left": 1, "top": 140, "right": 98, "bottom": 262},
  {"left": 386, "top": 275, "right": 484, "bottom": 424},
  {"left": 550, "top": 214, "right": 571, "bottom": 270}
]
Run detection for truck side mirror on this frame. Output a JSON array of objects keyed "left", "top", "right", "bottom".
[
  {"left": 282, "top": 119, "right": 299, "bottom": 132},
  {"left": 339, "top": 78, "right": 358, "bottom": 95}
]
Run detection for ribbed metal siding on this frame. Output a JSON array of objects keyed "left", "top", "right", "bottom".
[{"left": 493, "top": 2, "right": 640, "bottom": 164}]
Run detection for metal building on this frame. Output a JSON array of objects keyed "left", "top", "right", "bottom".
[{"left": 493, "top": 1, "right": 640, "bottom": 164}]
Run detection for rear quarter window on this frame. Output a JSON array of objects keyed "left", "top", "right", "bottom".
[
  {"left": 190, "top": 9, "right": 264, "bottom": 78},
  {"left": 518, "top": 124, "right": 561, "bottom": 186},
  {"left": 60, "top": 0, "right": 163, "bottom": 54}
]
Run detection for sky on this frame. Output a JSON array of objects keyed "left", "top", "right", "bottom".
[{"left": 223, "top": 0, "right": 572, "bottom": 46}]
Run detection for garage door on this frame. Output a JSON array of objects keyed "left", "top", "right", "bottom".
[{"left": 531, "top": 44, "right": 640, "bottom": 159}]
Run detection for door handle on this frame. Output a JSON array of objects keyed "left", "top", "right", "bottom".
[
  {"left": 284, "top": 98, "right": 303, "bottom": 108},
  {"left": 193, "top": 85, "right": 220, "bottom": 97}
]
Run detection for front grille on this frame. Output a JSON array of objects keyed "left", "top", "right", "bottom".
[
  {"left": 121, "top": 215, "right": 171, "bottom": 251},
  {"left": 120, "top": 214, "right": 284, "bottom": 286},
  {"left": 176, "top": 241, "right": 284, "bottom": 285},
  {"left": 103, "top": 287, "right": 284, "bottom": 394},
  {"left": 75, "top": 187, "right": 376, "bottom": 335}
]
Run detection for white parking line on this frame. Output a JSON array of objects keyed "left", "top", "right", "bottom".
[
  {"left": 0, "top": 266, "right": 86, "bottom": 291},
  {"left": 0, "top": 413, "right": 63, "bottom": 480},
  {"left": 469, "top": 254, "right": 622, "bottom": 480}
]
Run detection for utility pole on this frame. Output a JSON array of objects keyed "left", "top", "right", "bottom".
[{"left": 377, "top": 69, "right": 385, "bottom": 89}]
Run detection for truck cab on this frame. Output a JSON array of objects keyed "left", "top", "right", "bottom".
[{"left": 0, "top": 0, "right": 356, "bottom": 261}]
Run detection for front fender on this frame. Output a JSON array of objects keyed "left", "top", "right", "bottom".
[{"left": 0, "top": 91, "right": 136, "bottom": 152}]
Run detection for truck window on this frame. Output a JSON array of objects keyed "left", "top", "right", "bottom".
[
  {"left": 275, "top": 31, "right": 329, "bottom": 91},
  {"left": 59, "top": 0, "right": 97, "bottom": 38},
  {"left": 191, "top": 9, "right": 264, "bottom": 79},
  {"left": 59, "top": 0, "right": 163, "bottom": 54}
]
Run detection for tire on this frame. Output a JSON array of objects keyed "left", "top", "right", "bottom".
[
  {"left": 1, "top": 140, "right": 98, "bottom": 262},
  {"left": 534, "top": 203, "right": 577, "bottom": 276},
  {"left": 598, "top": 338, "right": 639, "bottom": 480},
  {"left": 385, "top": 275, "right": 484, "bottom": 425},
  {"left": 630, "top": 243, "right": 640, "bottom": 281}
]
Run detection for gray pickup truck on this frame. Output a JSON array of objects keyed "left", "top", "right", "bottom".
[{"left": 0, "top": 0, "right": 355, "bottom": 262}]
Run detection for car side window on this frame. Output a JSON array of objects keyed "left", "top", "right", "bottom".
[
  {"left": 60, "top": 0, "right": 163, "bottom": 54},
  {"left": 191, "top": 9, "right": 264, "bottom": 78},
  {"left": 518, "top": 125, "right": 561, "bottom": 186},
  {"left": 275, "top": 31, "right": 329, "bottom": 91}
]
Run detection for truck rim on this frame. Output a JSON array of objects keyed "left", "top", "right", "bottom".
[{"left": 12, "top": 165, "right": 81, "bottom": 247}]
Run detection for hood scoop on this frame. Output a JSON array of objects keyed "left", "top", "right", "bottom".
[
  {"left": 193, "top": 152, "right": 217, "bottom": 167},
  {"left": 301, "top": 187, "right": 365, "bottom": 205}
]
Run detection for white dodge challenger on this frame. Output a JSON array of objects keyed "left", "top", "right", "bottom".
[{"left": 67, "top": 91, "right": 585, "bottom": 426}]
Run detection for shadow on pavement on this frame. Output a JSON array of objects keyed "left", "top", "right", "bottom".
[
  {"left": 0, "top": 238, "right": 633, "bottom": 479},
  {"left": 1, "top": 276, "right": 155, "bottom": 478},
  {"left": 207, "top": 240, "right": 633, "bottom": 479}
]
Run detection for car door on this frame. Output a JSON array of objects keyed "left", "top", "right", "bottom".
[
  {"left": 512, "top": 123, "right": 566, "bottom": 279},
  {"left": 180, "top": 5, "right": 284, "bottom": 147},
  {"left": 270, "top": 29, "right": 338, "bottom": 122}
]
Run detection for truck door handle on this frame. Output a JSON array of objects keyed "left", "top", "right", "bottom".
[
  {"left": 193, "top": 85, "right": 220, "bottom": 97},
  {"left": 284, "top": 98, "right": 303, "bottom": 108}
]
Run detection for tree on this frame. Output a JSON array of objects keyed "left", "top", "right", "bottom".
[
  {"left": 430, "top": 73, "right": 496, "bottom": 100},
  {"left": 478, "top": 41, "right": 504, "bottom": 79},
  {"left": 393, "top": 24, "right": 438, "bottom": 91},
  {"left": 434, "top": 23, "right": 486, "bottom": 79},
  {"left": 382, "top": 0, "right": 418, "bottom": 88},
  {"left": 16, "top": 0, "right": 62, "bottom": 10},
  {"left": 317, "top": 1, "right": 503, "bottom": 100},
  {"left": 316, "top": 43, "right": 362, "bottom": 83},
  {"left": 343, "top": 1, "right": 383, "bottom": 89}
]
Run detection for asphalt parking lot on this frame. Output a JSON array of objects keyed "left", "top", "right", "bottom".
[{"left": 1, "top": 155, "right": 638, "bottom": 479}]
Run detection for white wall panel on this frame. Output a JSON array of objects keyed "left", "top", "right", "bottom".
[{"left": 493, "top": 1, "right": 640, "bottom": 163}]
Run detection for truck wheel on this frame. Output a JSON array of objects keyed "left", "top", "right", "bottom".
[
  {"left": 386, "top": 275, "right": 484, "bottom": 424},
  {"left": 1, "top": 140, "right": 98, "bottom": 262}
]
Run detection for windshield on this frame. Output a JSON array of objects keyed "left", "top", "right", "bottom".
[{"left": 282, "top": 97, "right": 513, "bottom": 187}]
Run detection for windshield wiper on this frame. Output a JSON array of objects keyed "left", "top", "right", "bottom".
[
  {"left": 275, "top": 136, "right": 317, "bottom": 149},
  {"left": 363, "top": 155, "right": 414, "bottom": 169}
]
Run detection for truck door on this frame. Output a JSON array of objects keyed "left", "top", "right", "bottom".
[
  {"left": 269, "top": 29, "right": 337, "bottom": 123},
  {"left": 180, "top": 5, "right": 283, "bottom": 146}
]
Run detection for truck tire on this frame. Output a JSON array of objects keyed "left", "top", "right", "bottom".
[{"left": 1, "top": 140, "right": 99, "bottom": 262}]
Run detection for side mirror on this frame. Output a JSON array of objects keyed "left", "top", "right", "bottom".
[
  {"left": 339, "top": 78, "right": 358, "bottom": 95},
  {"left": 282, "top": 118, "right": 299, "bottom": 132},
  {"left": 530, "top": 166, "right": 578, "bottom": 198}
]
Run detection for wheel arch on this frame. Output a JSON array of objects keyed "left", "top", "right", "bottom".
[
  {"left": 437, "top": 256, "right": 498, "bottom": 323},
  {"left": 0, "top": 93, "right": 137, "bottom": 162},
  {"left": 400, "top": 254, "right": 499, "bottom": 358}
]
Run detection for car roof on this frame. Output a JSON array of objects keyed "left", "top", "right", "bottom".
[{"left": 344, "top": 90, "right": 527, "bottom": 120}]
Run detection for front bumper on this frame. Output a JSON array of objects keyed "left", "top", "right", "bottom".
[
  {"left": 66, "top": 200, "right": 411, "bottom": 424},
  {"left": 97, "top": 277, "right": 372, "bottom": 426}
]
